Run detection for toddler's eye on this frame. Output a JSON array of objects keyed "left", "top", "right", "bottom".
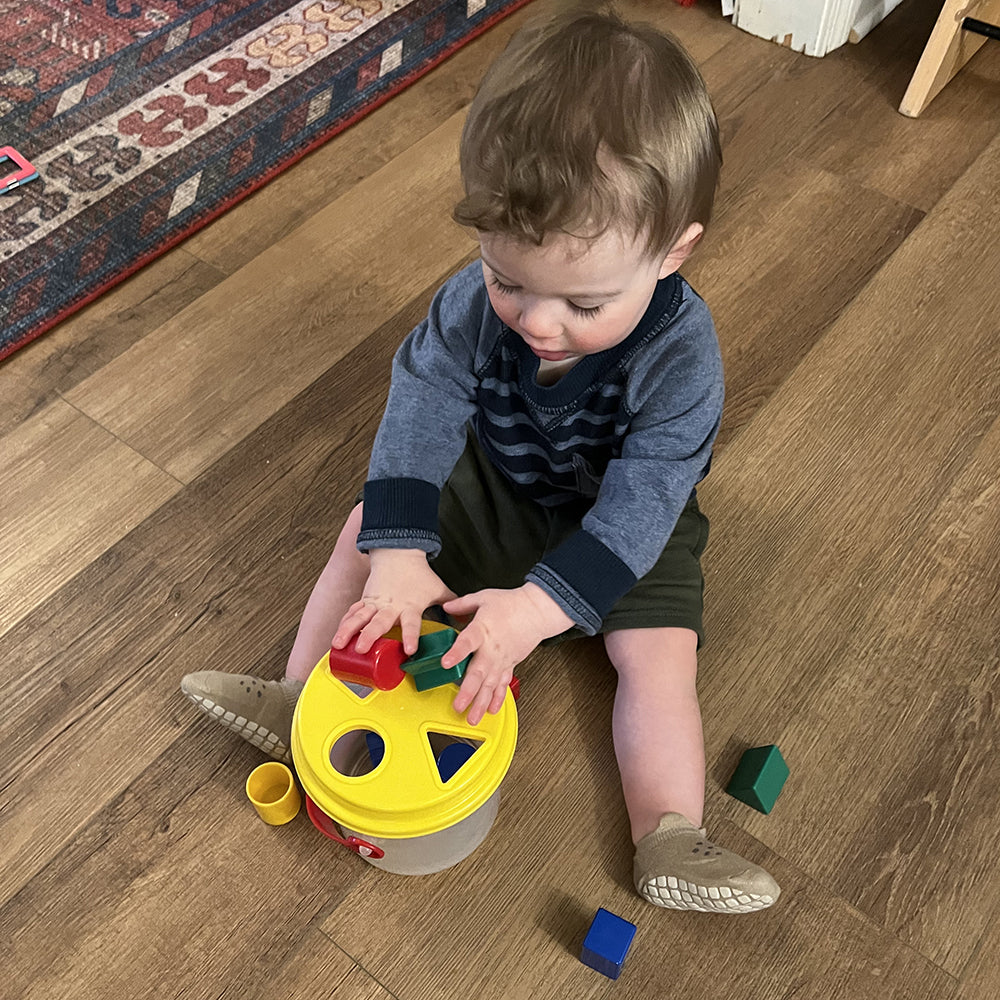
[
  {"left": 489, "top": 276, "right": 518, "bottom": 295},
  {"left": 569, "top": 302, "right": 604, "bottom": 319}
]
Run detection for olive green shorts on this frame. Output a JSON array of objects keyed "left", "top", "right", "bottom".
[{"left": 426, "top": 431, "right": 710, "bottom": 645}]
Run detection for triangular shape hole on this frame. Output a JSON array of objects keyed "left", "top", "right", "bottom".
[{"left": 426, "top": 732, "right": 483, "bottom": 782}]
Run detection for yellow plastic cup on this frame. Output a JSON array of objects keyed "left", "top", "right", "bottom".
[{"left": 246, "top": 762, "right": 301, "bottom": 825}]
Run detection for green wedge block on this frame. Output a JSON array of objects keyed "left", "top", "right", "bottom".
[
  {"left": 402, "top": 628, "right": 471, "bottom": 691},
  {"left": 725, "top": 744, "right": 789, "bottom": 814},
  {"left": 412, "top": 657, "right": 470, "bottom": 692}
]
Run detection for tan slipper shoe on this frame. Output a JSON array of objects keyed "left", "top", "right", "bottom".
[
  {"left": 180, "top": 672, "right": 303, "bottom": 764},
  {"left": 634, "top": 813, "right": 780, "bottom": 914}
]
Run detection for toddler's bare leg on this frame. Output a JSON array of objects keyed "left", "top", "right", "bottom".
[
  {"left": 285, "top": 502, "right": 369, "bottom": 682},
  {"left": 605, "top": 626, "right": 779, "bottom": 913},
  {"left": 605, "top": 626, "right": 704, "bottom": 841}
]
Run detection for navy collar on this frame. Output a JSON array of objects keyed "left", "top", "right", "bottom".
[{"left": 502, "top": 272, "right": 683, "bottom": 409}]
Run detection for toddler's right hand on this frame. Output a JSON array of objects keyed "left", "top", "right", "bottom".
[{"left": 331, "top": 548, "right": 456, "bottom": 657}]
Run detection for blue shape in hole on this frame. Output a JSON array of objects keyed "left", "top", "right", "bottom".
[
  {"left": 366, "top": 731, "right": 385, "bottom": 767},
  {"left": 436, "top": 742, "right": 475, "bottom": 781}
]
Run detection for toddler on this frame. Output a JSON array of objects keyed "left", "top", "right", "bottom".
[{"left": 183, "top": 5, "right": 779, "bottom": 913}]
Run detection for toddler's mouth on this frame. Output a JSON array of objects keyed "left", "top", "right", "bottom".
[{"left": 531, "top": 347, "right": 573, "bottom": 362}]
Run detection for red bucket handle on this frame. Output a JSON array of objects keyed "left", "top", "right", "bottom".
[{"left": 304, "top": 794, "right": 384, "bottom": 860}]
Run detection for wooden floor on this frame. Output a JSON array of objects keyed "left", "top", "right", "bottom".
[{"left": 2, "top": 1, "right": 999, "bottom": 997}]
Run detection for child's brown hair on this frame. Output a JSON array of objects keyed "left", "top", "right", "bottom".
[{"left": 453, "top": 5, "right": 721, "bottom": 258}]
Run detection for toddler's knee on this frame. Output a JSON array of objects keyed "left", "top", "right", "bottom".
[{"left": 604, "top": 627, "right": 699, "bottom": 683}]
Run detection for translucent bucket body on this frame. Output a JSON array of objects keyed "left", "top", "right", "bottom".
[
  {"left": 305, "top": 729, "right": 501, "bottom": 874},
  {"left": 292, "top": 635, "right": 517, "bottom": 876}
]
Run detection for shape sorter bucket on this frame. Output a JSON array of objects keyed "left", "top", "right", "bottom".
[{"left": 291, "top": 638, "right": 518, "bottom": 875}]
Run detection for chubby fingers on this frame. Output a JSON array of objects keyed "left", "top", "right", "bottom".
[
  {"left": 441, "top": 594, "right": 477, "bottom": 631},
  {"left": 445, "top": 626, "right": 482, "bottom": 718},
  {"left": 451, "top": 652, "right": 512, "bottom": 726},
  {"left": 396, "top": 609, "right": 425, "bottom": 656},
  {"left": 332, "top": 602, "right": 399, "bottom": 654},
  {"left": 453, "top": 673, "right": 511, "bottom": 726},
  {"left": 453, "top": 671, "right": 492, "bottom": 727},
  {"left": 439, "top": 618, "right": 477, "bottom": 670},
  {"left": 331, "top": 601, "right": 373, "bottom": 650}
]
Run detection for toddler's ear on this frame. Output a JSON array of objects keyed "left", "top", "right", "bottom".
[{"left": 658, "top": 223, "right": 704, "bottom": 278}]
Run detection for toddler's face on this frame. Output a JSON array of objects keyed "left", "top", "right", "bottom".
[{"left": 478, "top": 225, "right": 698, "bottom": 362}]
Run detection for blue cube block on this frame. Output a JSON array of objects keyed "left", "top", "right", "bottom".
[{"left": 580, "top": 908, "right": 637, "bottom": 980}]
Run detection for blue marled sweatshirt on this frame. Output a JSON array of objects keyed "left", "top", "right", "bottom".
[{"left": 358, "top": 260, "right": 724, "bottom": 634}]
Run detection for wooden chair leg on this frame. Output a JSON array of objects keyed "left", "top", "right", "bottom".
[{"left": 899, "top": 0, "right": 1000, "bottom": 117}]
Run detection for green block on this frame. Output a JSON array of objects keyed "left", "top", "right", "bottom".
[
  {"left": 726, "top": 744, "right": 789, "bottom": 814},
  {"left": 402, "top": 628, "right": 457, "bottom": 674},
  {"left": 403, "top": 628, "right": 470, "bottom": 691},
  {"left": 412, "top": 657, "right": 469, "bottom": 691}
]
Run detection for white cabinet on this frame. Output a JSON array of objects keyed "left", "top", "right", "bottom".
[{"left": 730, "top": 0, "right": 906, "bottom": 56}]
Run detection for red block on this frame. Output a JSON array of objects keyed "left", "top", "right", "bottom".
[
  {"left": 509, "top": 676, "right": 520, "bottom": 701},
  {"left": 328, "top": 637, "right": 407, "bottom": 690},
  {"left": 674, "top": 0, "right": 697, "bottom": 5}
]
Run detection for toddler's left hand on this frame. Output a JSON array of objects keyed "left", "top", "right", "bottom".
[{"left": 441, "top": 583, "right": 573, "bottom": 725}]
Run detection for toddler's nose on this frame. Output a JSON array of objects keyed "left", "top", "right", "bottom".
[{"left": 518, "top": 300, "right": 560, "bottom": 341}]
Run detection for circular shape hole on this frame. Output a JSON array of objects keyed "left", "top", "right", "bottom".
[{"left": 329, "top": 729, "right": 384, "bottom": 776}]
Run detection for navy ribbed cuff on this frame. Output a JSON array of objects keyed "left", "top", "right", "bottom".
[
  {"left": 358, "top": 478, "right": 441, "bottom": 554},
  {"left": 532, "top": 530, "right": 636, "bottom": 630}
]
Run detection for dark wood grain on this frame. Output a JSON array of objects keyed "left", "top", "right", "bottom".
[
  {"left": 687, "top": 158, "right": 924, "bottom": 449},
  {"left": 698, "top": 131, "right": 1000, "bottom": 976},
  {"left": 0, "top": 279, "right": 445, "bottom": 904},
  {"left": 0, "top": 248, "right": 225, "bottom": 439},
  {"left": 1, "top": 1, "right": 999, "bottom": 997}
]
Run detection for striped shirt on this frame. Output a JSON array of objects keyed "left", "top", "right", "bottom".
[{"left": 359, "top": 261, "right": 723, "bottom": 634}]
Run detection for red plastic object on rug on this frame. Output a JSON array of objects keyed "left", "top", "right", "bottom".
[
  {"left": 674, "top": 0, "right": 697, "bottom": 6},
  {"left": 0, "top": 146, "right": 38, "bottom": 194},
  {"left": 328, "top": 637, "right": 407, "bottom": 690}
]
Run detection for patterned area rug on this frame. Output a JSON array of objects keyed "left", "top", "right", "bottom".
[{"left": 0, "top": 0, "right": 531, "bottom": 361}]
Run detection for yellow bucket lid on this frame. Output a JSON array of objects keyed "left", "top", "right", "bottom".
[{"left": 292, "top": 645, "right": 517, "bottom": 839}]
